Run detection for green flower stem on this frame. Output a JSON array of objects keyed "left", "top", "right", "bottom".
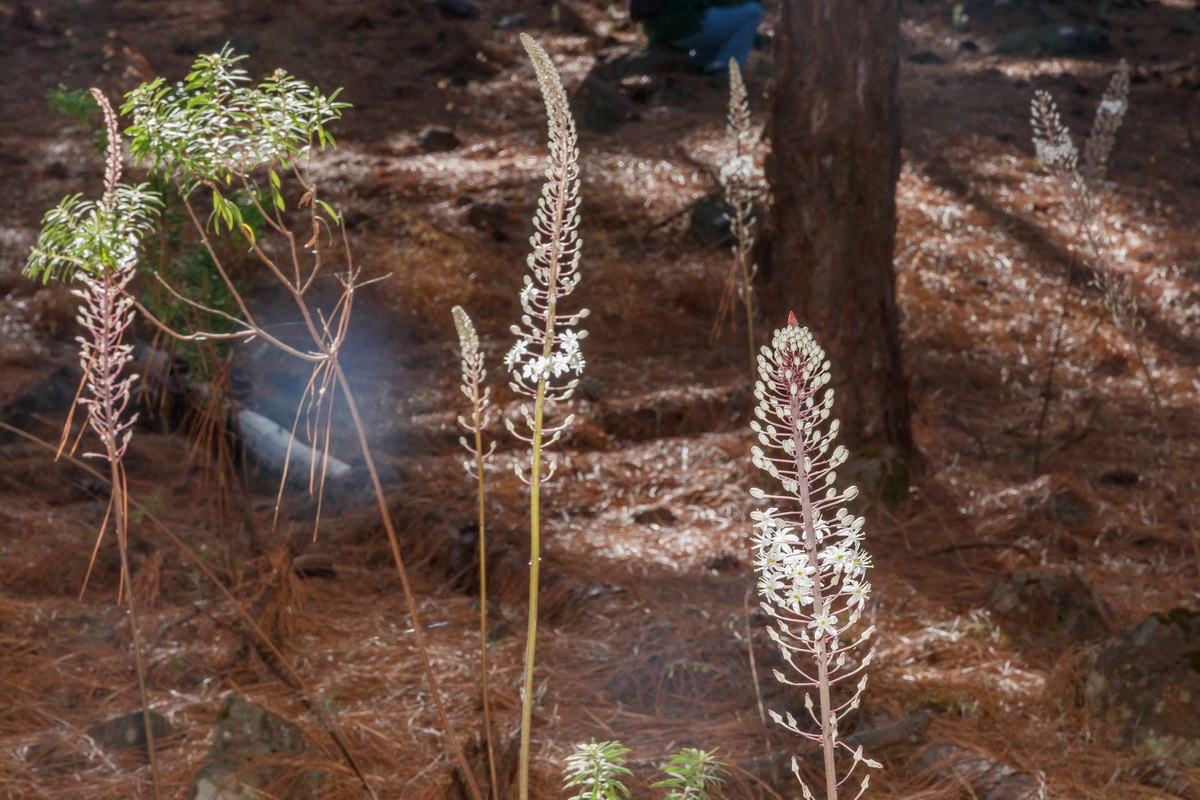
[
  {"left": 519, "top": 144, "right": 568, "bottom": 800},
  {"left": 519, "top": 379, "right": 549, "bottom": 800},
  {"left": 470, "top": 391, "right": 499, "bottom": 800}
]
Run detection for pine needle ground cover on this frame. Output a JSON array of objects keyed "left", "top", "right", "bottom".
[{"left": 0, "top": 2, "right": 1198, "bottom": 799}]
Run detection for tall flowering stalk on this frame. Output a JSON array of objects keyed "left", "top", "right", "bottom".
[
  {"left": 25, "top": 89, "right": 163, "bottom": 799},
  {"left": 505, "top": 33, "right": 588, "bottom": 800},
  {"left": 749, "top": 314, "right": 879, "bottom": 800},
  {"left": 717, "top": 58, "right": 759, "bottom": 377},
  {"left": 1028, "top": 61, "right": 1147, "bottom": 469},
  {"left": 452, "top": 305, "right": 499, "bottom": 800}
]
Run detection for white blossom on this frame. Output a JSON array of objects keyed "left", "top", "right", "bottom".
[{"left": 749, "top": 315, "right": 877, "bottom": 794}]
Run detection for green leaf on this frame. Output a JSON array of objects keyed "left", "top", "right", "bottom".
[
  {"left": 652, "top": 748, "right": 728, "bottom": 800},
  {"left": 121, "top": 47, "right": 348, "bottom": 184},
  {"left": 563, "top": 740, "right": 632, "bottom": 800},
  {"left": 317, "top": 200, "right": 340, "bottom": 225},
  {"left": 25, "top": 185, "right": 162, "bottom": 283}
]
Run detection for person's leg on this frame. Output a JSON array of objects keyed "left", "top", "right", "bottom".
[
  {"left": 669, "top": 2, "right": 763, "bottom": 73},
  {"left": 706, "top": 2, "right": 763, "bottom": 71}
]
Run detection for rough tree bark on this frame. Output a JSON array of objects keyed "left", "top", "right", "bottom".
[{"left": 764, "top": 0, "right": 912, "bottom": 466}]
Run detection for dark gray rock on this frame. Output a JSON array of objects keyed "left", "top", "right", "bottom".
[
  {"left": 839, "top": 446, "right": 909, "bottom": 505},
  {"left": 416, "top": 126, "right": 461, "bottom": 152},
  {"left": 88, "top": 710, "right": 173, "bottom": 752},
  {"left": 633, "top": 505, "right": 676, "bottom": 526},
  {"left": 0, "top": 364, "right": 81, "bottom": 441},
  {"left": 703, "top": 552, "right": 740, "bottom": 572},
  {"left": 571, "top": 76, "right": 640, "bottom": 134},
  {"left": 597, "top": 385, "right": 738, "bottom": 441},
  {"left": 1167, "top": 11, "right": 1197, "bottom": 35},
  {"left": 1099, "top": 468, "right": 1141, "bottom": 487},
  {"left": 989, "top": 571, "right": 1109, "bottom": 648},
  {"left": 1047, "top": 493, "right": 1090, "bottom": 524},
  {"left": 25, "top": 733, "right": 93, "bottom": 773},
  {"left": 465, "top": 200, "right": 509, "bottom": 238},
  {"left": 209, "top": 695, "right": 305, "bottom": 760},
  {"left": 576, "top": 374, "right": 605, "bottom": 402},
  {"left": 917, "top": 741, "right": 1038, "bottom": 800},
  {"left": 1133, "top": 759, "right": 1200, "bottom": 799},
  {"left": 186, "top": 695, "right": 313, "bottom": 800},
  {"left": 688, "top": 194, "right": 737, "bottom": 247},
  {"left": 908, "top": 50, "right": 947, "bottom": 65},
  {"left": 994, "top": 24, "right": 1111, "bottom": 57},
  {"left": 436, "top": 0, "right": 479, "bottom": 19},
  {"left": 1086, "top": 609, "right": 1200, "bottom": 764}
]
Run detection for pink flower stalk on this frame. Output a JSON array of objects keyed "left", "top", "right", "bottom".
[
  {"left": 77, "top": 89, "right": 140, "bottom": 461},
  {"left": 750, "top": 313, "right": 879, "bottom": 800},
  {"left": 76, "top": 266, "right": 139, "bottom": 461}
]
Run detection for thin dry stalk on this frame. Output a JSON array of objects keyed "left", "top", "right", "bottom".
[
  {"left": 453, "top": 305, "right": 500, "bottom": 800},
  {"left": 727, "top": 59, "right": 758, "bottom": 378},
  {"left": 1029, "top": 61, "right": 1156, "bottom": 470}
]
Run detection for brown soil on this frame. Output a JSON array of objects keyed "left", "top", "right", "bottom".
[{"left": 2, "top": 0, "right": 1199, "bottom": 798}]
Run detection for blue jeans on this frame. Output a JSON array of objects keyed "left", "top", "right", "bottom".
[{"left": 669, "top": 2, "right": 764, "bottom": 73}]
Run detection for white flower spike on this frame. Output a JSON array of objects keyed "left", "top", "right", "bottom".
[{"left": 751, "top": 312, "right": 878, "bottom": 800}]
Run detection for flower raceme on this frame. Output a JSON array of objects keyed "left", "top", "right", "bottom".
[
  {"left": 504, "top": 34, "right": 589, "bottom": 454},
  {"left": 26, "top": 90, "right": 161, "bottom": 462},
  {"left": 510, "top": 34, "right": 588, "bottom": 800},
  {"left": 452, "top": 305, "right": 497, "bottom": 464},
  {"left": 749, "top": 314, "right": 879, "bottom": 800}
]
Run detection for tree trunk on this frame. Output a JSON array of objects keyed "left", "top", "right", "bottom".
[{"left": 764, "top": 0, "right": 911, "bottom": 464}]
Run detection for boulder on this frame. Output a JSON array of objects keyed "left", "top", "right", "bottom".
[
  {"left": 88, "top": 710, "right": 173, "bottom": 752},
  {"left": 688, "top": 194, "right": 737, "bottom": 247},
  {"left": 1086, "top": 609, "right": 1200, "bottom": 764},
  {"left": 633, "top": 505, "right": 676, "bottom": 526},
  {"left": 916, "top": 741, "right": 1038, "bottom": 800},
  {"left": 416, "top": 126, "right": 460, "bottom": 153},
  {"left": 993, "top": 24, "right": 1110, "bottom": 57},
  {"left": 988, "top": 571, "right": 1109, "bottom": 648},
  {"left": 186, "top": 695, "right": 314, "bottom": 800},
  {"left": 571, "top": 76, "right": 640, "bottom": 134}
]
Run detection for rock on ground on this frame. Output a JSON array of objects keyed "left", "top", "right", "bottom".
[
  {"left": 186, "top": 695, "right": 314, "bottom": 800},
  {"left": 1086, "top": 609, "right": 1200, "bottom": 764}
]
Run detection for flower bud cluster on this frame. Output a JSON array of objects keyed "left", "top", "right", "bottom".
[
  {"left": 750, "top": 315, "right": 879, "bottom": 798},
  {"left": 1031, "top": 91, "right": 1080, "bottom": 176},
  {"left": 453, "top": 305, "right": 497, "bottom": 468},
  {"left": 23, "top": 91, "right": 155, "bottom": 463},
  {"left": 76, "top": 266, "right": 139, "bottom": 461},
  {"left": 505, "top": 36, "right": 589, "bottom": 457}
]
